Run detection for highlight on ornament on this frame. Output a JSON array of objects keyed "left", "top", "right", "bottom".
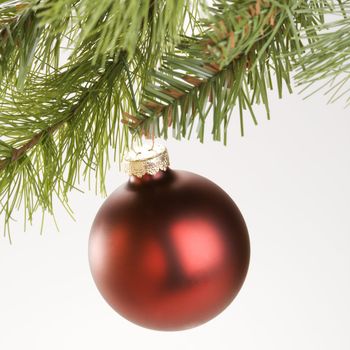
[{"left": 89, "top": 140, "right": 250, "bottom": 331}]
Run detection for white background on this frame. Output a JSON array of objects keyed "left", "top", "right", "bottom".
[{"left": 1, "top": 91, "right": 350, "bottom": 349}]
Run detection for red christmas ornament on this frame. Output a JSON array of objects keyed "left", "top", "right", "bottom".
[{"left": 89, "top": 143, "right": 250, "bottom": 331}]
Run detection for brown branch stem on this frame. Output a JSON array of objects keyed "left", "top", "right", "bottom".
[
  {"left": 0, "top": 119, "right": 65, "bottom": 171},
  {"left": 0, "top": 55, "right": 125, "bottom": 172}
]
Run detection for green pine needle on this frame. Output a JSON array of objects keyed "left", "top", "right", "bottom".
[{"left": 0, "top": 0, "right": 349, "bottom": 236}]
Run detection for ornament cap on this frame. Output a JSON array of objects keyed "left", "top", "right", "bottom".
[{"left": 122, "top": 140, "right": 170, "bottom": 178}]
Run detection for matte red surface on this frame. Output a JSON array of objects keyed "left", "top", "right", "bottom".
[{"left": 89, "top": 169, "right": 250, "bottom": 331}]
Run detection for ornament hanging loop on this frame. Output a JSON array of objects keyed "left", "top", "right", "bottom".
[{"left": 130, "top": 133, "right": 155, "bottom": 156}]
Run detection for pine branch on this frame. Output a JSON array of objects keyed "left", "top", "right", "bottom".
[
  {"left": 0, "top": 50, "right": 133, "bottom": 235},
  {"left": 0, "top": 0, "right": 75, "bottom": 89},
  {"left": 0, "top": 0, "right": 194, "bottom": 235},
  {"left": 124, "top": 0, "right": 325, "bottom": 142},
  {"left": 34, "top": 0, "right": 201, "bottom": 61},
  {"left": 0, "top": 84, "right": 99, "bottom": 172},
  {"left": 0, "top": 0, "right": 28, "bottom": 21},
  {"left": 295, "top": 1, "right": 350, "bottom": 105},
  {"left": 0, "top": 0, "right": 201, "bottom": 90},
  {"left": 0, "top": 128, "right": 50, "bottom": 171},
  {"left": 0, "top": 0, "right": 347, "bottom": 235},
  {"left": 1, "top": 0, "right": 200, "bottom": 235}
]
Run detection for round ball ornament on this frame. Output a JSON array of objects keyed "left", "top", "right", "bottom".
[{"left": 89, "top": 142, "right": 250, "bottom": 331}]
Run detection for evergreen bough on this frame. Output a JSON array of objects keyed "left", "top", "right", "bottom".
[{"left": 0, "top": 0, "right": 348, "bottom": 237}]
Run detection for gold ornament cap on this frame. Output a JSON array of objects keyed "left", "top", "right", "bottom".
[{"left": 122, "top": 140, "right": 170, "bottom": 178}]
